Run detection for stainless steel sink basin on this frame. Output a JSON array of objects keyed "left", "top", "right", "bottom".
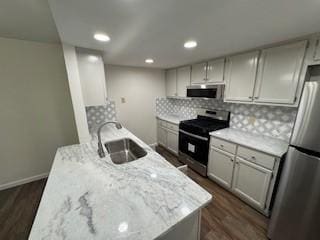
[{"left": 104, "top": 138, "right": 147, "bottom": 164}]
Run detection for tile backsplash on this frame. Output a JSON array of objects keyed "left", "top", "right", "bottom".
[
  {"left": 156, "top": 98, "right": 297, "bottom": 142},
  {"left": 85, "top": 100, "right": 117, "bottom": 132}
]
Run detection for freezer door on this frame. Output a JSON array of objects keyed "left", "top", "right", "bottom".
[
  {"left": 268, "top": 146, "right": 320, "bottom": 240},
  {"left": 291, "top": 81, "right": 320, "bottom": 152}
]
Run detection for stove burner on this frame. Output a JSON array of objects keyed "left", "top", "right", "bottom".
[{"left": 179, "top": 115, "right": 229, "bottom": 137}]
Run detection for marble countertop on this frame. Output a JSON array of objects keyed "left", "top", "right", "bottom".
[
  {"left": 210, "top": 128, "right": 289, "bottom": 157},
  {"left": 29, "top": 125, "right": 211, "bottom": 240},
  {"left": 156, "top": 114, "right": 192, "bottom": 124}
]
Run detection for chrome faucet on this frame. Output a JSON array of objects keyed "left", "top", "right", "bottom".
[{"left": 97, "top": 121, "right": 122, "bottom": 158}]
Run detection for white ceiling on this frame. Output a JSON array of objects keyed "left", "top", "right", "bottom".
[
  {"left": 53, "top": 0, "right": 320, "bottom": 68},
  {"left": 0, "top": 0, "right": 60, "bottom": 43}
]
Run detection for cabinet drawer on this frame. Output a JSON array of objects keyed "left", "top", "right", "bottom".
[
  {"left": 158, "top": 119, "right": 167, "bottom": 128},
  {"left": 166, "top": 122, "right": 179, "bottom": 132},
  {"left": 237, "top": 146, "right": 275, "bottom": 170},
  {"left": 211, "top": 137, "right": 237, "bottom": 154}
]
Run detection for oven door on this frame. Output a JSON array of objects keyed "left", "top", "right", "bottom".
[{"left": 179, "top": 130, "right": 209, "bottom": 165}]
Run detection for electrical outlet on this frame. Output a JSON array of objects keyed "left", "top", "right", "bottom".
[
  {"left": 248, "top": 116, "right": 256, "bottom": 125},
  {"left": 121, "top": 97, "right": 126, "bottom": 103}
]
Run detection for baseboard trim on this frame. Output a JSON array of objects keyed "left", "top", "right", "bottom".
[
  {"left": 0, "top": 173, "right": 49, "bottom": 191},
  {"left": 149, "top": 143, "right": 158, "bottom": 150}
]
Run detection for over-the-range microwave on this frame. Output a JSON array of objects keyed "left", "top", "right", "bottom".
[{"left": 187, "top": 84, "right": 224, "bottom": 99}]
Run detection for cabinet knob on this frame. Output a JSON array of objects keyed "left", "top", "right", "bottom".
[
  {"left": 230, "top": 158, "right": 234, "bottom": 162},
  {"left": 220, "top": 144, "right": 224, "bottom": 148},
  {"left": 254, "top": 96, "right": 259, "bottom": 99},
  {"left": 248, "top": 96, "right": 253, "bottom": 99}
]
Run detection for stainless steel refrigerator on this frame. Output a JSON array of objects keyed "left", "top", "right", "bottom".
[{"left": 268, "top": 65, "right": 320, "bottom": 240}]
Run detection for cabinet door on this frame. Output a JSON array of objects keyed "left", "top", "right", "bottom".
[
  {"left": 254, "top": 41, "right": 307, "bottom": 104},
  {"left": 77, "top": 52, "right": 107, "bottom": 106},
  {"left": 207, "top": 147, "right": 235, "bottom": 189},
  {"left": 157, "top": 126, "right": 167, "bottom": 147},
  {"left": 224, "top": 51, "right": 259, "bottom": 102},
  {"left": 191, "top": 62, "right": 207, "bottom": 84},
  {"left": 166, "top": 69, "right": 177, "bottom": 97},
  {"left": 314, "top": 38, "right": 320, "bottom": 61},
  {"left": 206, "top": 58, "right": 225, "bottom": 84},
  {"left": 167, "top": 129, "right": 179, "bottom": 155},
  {"left": 232, "top": 157, "right": 272, "bottom": 210},
  {"left": 177, "top": 66, "right": 191, "bottom": 97}
]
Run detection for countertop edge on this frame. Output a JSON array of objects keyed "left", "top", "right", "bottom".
[
  {"left": 156, "top": 115, "right": 185, "bottom": 124},
  {"left": 210, "top": 131, "right": 288, "bottom": 158}
]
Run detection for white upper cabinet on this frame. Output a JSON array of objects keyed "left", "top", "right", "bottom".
[
  {"left": 314, "top": 38, "right": 320, "bottom": 61},
  {"left": 77, "top": 51, "right": 107, "bottom": 106},
  {"left": 254, "top": 41, "right": 307, "bottom": 104},
  {"left": 191, "top": 62, "right": 207, "bottom": 84},
  {"left": 177, "top": 66, "right": 191, "bottom": 97},
  {"left": 206, "top": 58, "right": 225, "bottom": 84},
  {"left": 224, "top": 51, "right": 259, "bottom": 102},
  {"left": 166, "top": 69, "right": 177, "bottom": 97}
]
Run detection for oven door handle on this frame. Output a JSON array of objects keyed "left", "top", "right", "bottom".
[{"left": 179, "top": 129, "right": 208, "bottom": 141}]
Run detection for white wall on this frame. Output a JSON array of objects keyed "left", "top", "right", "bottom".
[
  {"left": 106, "top": 65, "right": 165, "bottom": 145},
  {"left": 0, "top": 37, "right": 78, "bottom": 189}
]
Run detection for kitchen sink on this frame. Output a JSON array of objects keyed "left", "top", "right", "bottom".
[{"left": 104, "top": 138, "right": 147, "bottom": 164}]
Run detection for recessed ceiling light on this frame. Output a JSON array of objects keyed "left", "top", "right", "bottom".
[
  {"left": 184, "top": 40, "right": 197, "bottom": 49},
  {"left": 94, "top": 33, "right": 110, "bottom": 42},
  {"left": 145, "top": 58, "right": 154, "bottom": 64},
  {"left": 88, "top": 55, "right": 99, "bottom": 62}
]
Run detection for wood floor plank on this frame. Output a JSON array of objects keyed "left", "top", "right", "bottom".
[{"left": 0, "top": 179, "right": 46, "bottom": 240}]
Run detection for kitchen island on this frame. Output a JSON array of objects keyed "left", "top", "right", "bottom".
[{"left": 28, "top": 125, "right": 211, "bottom": 240}]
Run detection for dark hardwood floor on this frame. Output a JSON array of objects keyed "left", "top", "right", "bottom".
[
  {"left": 0, "top": 179, "right": 46, "bottom": 240},
  {"left": 0, "top": 147, "right": 268, "bottom": 240},
  {"left": 156, "top": 146, "right": 269, "bottom": 240}
]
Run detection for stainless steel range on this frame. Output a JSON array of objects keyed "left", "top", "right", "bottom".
[{"left": 178, "top": 109, "right": 230, "bottom": 176}]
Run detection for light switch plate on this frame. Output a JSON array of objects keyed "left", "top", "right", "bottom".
[{"left": 121, "top": 97, "right": 126, "bottom": 103}]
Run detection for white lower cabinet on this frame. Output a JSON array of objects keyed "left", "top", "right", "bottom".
[
  {"left": 207, "top": 147, "right": 235, "bottom": 189},
  {"left": 167, "top": 129, "right": 179, "bottom": 155},
  {"left": 158, "top": 126, "right": 167, "bottom": 147},
  {"left": 157, "top": 119, "right": 179, "bottom": 155},
  {"left": 232, "top": 157, "right": 272, "bottom": 210},
  {"left": 159, "top": 210, "right": 201, "bottom": 240},
  {"left": 208, "top": 136, "right": 279, "bottom": 215}
]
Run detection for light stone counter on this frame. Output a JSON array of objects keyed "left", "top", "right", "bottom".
[
  {"left": 210, "top": 128, "right": 289, "bottom": 157},
  {"left": 156, "top": 114, "right": 192, "bottom": 125},
  {"left": 29, "top": 125, "right": 211, "bottom": 240}
]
